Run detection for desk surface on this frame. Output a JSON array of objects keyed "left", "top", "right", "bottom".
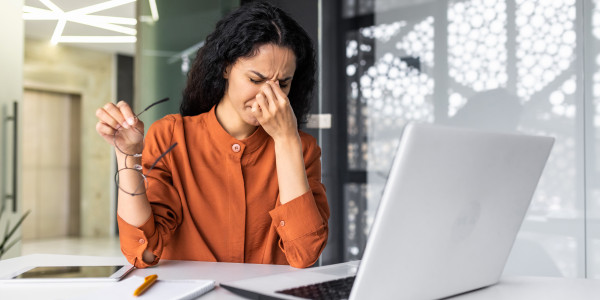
[{"left": 1, "top": 254, "right": 599, "bottom": 299}]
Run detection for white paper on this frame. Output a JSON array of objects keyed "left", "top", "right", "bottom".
[{"left": 70, "top": 275, "right": 215, "bottom": 300}]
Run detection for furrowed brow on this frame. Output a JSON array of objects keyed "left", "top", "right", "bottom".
[
  {"left": 250, "top": 71, "right": 292, "bottom": 82},
  {"left": 250, "top": 71, "right": 267, "bottom": 79}
]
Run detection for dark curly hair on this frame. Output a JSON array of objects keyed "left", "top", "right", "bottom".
[{"left": 181, "top": 1, "right": 316, "bottom": 126}]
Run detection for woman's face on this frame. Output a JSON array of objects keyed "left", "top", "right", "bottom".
[{"left": 221, "top": 44, "right": 297, "bottom": 127}]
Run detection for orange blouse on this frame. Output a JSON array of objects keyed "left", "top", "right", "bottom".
[{"left": 117, "top": 106, "right": 329, "bottom": 268}]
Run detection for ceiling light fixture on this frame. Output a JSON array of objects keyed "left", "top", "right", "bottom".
[
  {"left": 140, "top": 0, "right": 160, "bottom": 23},
  {"left": 23, "top": 0, "right": 137, "bottom": 44},
  {"left": 59, "top": 36, "right": 137, "bottom": 43},
  {"left": 167, "top": 41, "right": 205, "bottom": 73},
  {"left": 51, "top": 19, "right": 66, "bottom": 45},
  {"left": 149, "top": 0, "right": 159, "bottom": 21}
]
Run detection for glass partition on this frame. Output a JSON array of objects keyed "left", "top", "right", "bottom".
[
  {"left": 339, "top": 0, "right": 595, "bottom": 277},
  {"left": 136, "top": 0, "right": 239, "bottom": 125},
  {"left": 586, "top": 0, "right": 600, "bottom": 279}
]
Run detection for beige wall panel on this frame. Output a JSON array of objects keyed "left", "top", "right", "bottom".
[{"left": 24, "top": 38, "right": 115, "bottom": 238}]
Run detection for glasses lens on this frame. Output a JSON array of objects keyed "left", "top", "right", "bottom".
[
  {"left": 114, "top": 128, "right": 144, "bottom": 156},
  {"left": 115, "top": 168, "right": 148, "bottom": 196}
]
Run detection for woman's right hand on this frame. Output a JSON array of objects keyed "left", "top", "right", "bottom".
[{"left": 95, "top": 101, "right": 145, "bottom": 154}]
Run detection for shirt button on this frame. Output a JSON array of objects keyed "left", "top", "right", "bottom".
[
  {"left": 232, "top": 144, "right": 241, "bottom": 153},
  {"left": 280, "top": 220, "right": 285, "bottom": 227},
  {"left": 138, "top": 238, "right": 145, "bottom": 244}
]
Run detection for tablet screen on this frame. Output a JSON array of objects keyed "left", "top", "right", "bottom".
[{"left": 13, "top": 265, "right": 125, "bottom": 279}]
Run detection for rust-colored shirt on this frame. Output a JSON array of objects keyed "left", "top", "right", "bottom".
[{"left": 117, "top": 106, "right": 329, "bottom": 268}]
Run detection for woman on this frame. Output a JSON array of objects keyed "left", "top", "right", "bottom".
[{"left": 95, "top": 1, "right": 329, "bottom": 268}]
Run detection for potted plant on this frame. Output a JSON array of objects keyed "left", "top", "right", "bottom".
[{"left": 0, "top": 207, "right": 30, "bottom": 259}]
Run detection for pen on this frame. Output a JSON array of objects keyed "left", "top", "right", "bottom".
[{"left": 134, "top": 274, "right": 158, "bottom": 296}]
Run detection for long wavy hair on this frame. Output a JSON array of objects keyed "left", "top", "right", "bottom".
[{"left": 180, "top": 1, "right": 316, "bottom": 126}]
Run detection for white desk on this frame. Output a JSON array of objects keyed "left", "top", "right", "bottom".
[
  {"left": 0, "top": 254, "right": 294, "bottom": 299},
  {"left": 448, "top": 276, "right": 600, "bottom": 299},
  {"left": 1, "top": 254, "right": 599, "bottom": 299}
]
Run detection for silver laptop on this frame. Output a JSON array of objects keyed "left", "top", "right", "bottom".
[{"left": 222, "top": 123, "right": 554, "bottom": 300}]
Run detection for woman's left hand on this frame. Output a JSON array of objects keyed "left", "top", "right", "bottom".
[{"left": 251, "top": 80, "right": 299, "bottom": 142}]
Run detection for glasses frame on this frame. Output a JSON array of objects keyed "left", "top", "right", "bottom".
[{"left": 114, "top": 97, "right": 178, "bottom": 196}]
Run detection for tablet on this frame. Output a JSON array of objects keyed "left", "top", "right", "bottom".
[{"left": 1, "top": 264, "right": 135, "bottom": 282}]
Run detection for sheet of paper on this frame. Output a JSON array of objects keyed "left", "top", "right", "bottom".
[{"left": 70, "top": 275, "right": 215, "bottom": 300}]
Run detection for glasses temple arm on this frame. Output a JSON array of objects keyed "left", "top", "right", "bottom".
[
  {"left": 147, "top": 142, "right": 178, "bottom": 173},
  {"left": 135, "top": 97, "right": 170, "bottom": 118}
]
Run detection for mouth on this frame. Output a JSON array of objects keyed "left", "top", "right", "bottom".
[{"left": 246, "top": 114, "right": 259, "bottom": 126}]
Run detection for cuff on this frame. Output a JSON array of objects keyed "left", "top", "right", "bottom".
[
  {"left": 117, "top": 214, "right": 161, "bottom": 268},
  {"left": 268, "top": 191, "right": 325, "bottom": 241}
]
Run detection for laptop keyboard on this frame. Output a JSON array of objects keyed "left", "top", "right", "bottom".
[{"left": 276, "top": 276, "right": 355, "bottom": 300}]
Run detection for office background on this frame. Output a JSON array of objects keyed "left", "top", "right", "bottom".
[{"left": 1, "top": 0, "right": 599, "bottom": 279}]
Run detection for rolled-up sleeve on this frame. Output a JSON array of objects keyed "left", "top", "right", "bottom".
[
  {"left": 117, "top": 214, "right": 160, "bottom": 268},
  {"left": 269, "top": 135, "right": 330, "bottom": 268},
  {"left": 117, "top": 116, "right": 182, "bottom": 268}
]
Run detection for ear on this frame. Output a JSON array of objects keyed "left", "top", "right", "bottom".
[{"left": 223, "top": 65, "right": 232, "bottom": 79}]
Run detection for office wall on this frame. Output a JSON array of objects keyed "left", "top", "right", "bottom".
[
  {"left": 0, "top": 0, "right": 23, "bottom": 259},
  {"left": 23, "top": 38, "right": 115, "bottom": 238}
]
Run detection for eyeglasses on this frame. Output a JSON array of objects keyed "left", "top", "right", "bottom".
[{"left": 114, "top": 97, "right": 178, "bottom": 196}]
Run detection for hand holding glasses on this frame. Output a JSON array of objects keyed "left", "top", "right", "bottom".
[
  {"left": 96, "top": 97, "right": 177, "bottom": 196},
  {"left": 112, "top": 97, "right": 170, "bottom": 158}
]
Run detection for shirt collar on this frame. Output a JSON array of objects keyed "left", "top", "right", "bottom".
[{"left": 206, "top": 105, "right": 270, "bottom": 154}]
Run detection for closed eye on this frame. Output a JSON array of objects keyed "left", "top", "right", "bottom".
[
  {"left": 279, "top": 80, "right": 290, "bottom": 88},
  {"left": 250, "top": 78, "right": 290, "bottom": 88}
]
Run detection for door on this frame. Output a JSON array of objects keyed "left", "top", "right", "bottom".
[{"left": 21, "top": 89, "right": 81, "bottom": 240}]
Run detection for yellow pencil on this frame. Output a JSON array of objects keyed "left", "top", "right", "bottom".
[{"left": 134, "top": 274, "right": 158, "bottom": 296}]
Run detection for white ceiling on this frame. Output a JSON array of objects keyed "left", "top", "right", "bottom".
[{"left": 24, "top": 0, "right": 136, "bottom": 56}]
